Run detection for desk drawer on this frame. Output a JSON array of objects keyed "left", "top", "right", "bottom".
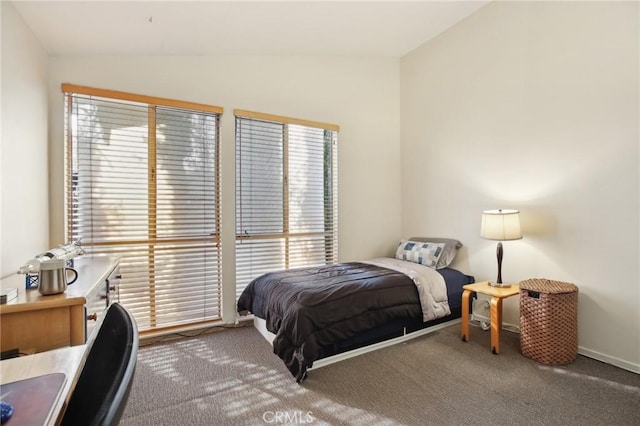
[
  {"left": 85, "top": 280, "right": 108, "bottom": 341},
  {"left": 85, "top": 265, "right": 121, "bottom": 341},
  {"left": 106, "top": 266, "right": 120, "bottom": 304}
]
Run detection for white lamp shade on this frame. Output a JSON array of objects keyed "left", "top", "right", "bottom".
[{"left": 480, "top": 209, "right": 522, "bottom": 241}]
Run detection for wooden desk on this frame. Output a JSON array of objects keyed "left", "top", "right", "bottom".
[
  {"left": 461, "top": 281, "right": 520, "bottom": 354},
  {"left": 0, "top": 345, "right": 87, "bottom": 425},
  {"left": 0, "top": 257, "right": 119, "bottom": 353}
]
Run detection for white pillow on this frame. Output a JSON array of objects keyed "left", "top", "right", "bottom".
[{"left": 395, "top": 240, "right": 445, "bottom": 269}]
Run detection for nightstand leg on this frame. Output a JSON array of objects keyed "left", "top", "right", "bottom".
[
  {"left": 490, "top": 297, "right": 503, "bottom": 354},
  {"left": 461, "top": 289, "right": 472, "bottom": 342}
]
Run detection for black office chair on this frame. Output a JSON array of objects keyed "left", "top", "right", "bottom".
[{"left": 61, "top": 303, "right": 139, "bottom": 426}]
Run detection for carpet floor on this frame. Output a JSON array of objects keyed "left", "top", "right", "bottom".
[{"left": 120, "top": 322, "right": 640, "bottom": 425}]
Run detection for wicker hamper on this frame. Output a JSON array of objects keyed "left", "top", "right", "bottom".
[{"left": 519, "top": 279, "right": 578, "bottom": 365}]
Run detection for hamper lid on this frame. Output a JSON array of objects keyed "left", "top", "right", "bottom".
[{"left": 519, "top": 278, "right": 578, "bottom": 294}]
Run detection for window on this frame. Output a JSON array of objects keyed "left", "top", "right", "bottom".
[
  {"left": 63, "top": 84, "right": 222, "bottom": 332},
  {"left": 235, "top": 110, "right": 339, "bottom": 297}
]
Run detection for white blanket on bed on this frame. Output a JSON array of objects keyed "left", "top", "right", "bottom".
[{"left": 363, "top": 257, "right": 451, "bottom": 322}]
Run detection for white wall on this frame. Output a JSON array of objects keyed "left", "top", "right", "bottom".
[
  {"left": 0, "top": 1, "right": 49, "bottom": 278},
  {"left": 47, "top": 55, "right": 402, "bottom": 321},
  {"left": 400, "top": 1, "right": 639, "bottom": 372}
]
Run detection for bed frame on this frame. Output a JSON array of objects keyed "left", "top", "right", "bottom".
[{"left": 253, "top": 316, "right": 461, "bottom": 371}]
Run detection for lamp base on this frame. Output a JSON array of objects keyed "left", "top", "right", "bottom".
[{"left": 488, "top": 281, "right": 511, "bottom": 288}]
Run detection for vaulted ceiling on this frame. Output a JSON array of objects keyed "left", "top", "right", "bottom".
[{"left": 12, "top": 1, "right": 488, "bottom": 57}]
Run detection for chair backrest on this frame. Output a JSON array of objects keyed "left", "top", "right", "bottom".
[{"left": 62, "top": 303, "right": 139, "bottom": 426}]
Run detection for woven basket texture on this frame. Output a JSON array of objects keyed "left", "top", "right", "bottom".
[{"left": 519, "top": 279, "right": 578, "bottom": 365}]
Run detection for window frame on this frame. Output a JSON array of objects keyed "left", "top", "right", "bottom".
[
  {"left": 234, "top": 109, "right": 339, "bottom": 297},
  {"left": 63, "top": 83, "right": 224, "bottom": 333}
]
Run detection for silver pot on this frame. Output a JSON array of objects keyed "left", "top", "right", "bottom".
[{"left": 38, "top": 259, "right": 78, "bottom": 295}]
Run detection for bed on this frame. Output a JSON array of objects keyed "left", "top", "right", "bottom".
[{"left": 237, "top": 238, "right": 475, "bottom": 382}]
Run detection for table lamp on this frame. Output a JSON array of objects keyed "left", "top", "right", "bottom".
[{"left": 480, "top": 209, "right": 522, "bottom": 287}]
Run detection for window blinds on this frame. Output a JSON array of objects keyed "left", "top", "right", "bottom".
[
  {"left": 235, "top": 110, "right": 339, "bottom": 298},
  {"left": 63, "top": 84, "right": 222, "bottom": 332}
]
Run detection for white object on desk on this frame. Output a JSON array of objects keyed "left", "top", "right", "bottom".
[{"left": 0, "top": 288, "right": 18, "bottom": 304}]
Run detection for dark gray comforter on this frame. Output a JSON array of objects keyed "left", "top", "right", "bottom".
[{"left": 237, "top": 262, "right": 422, "bottom": 382}]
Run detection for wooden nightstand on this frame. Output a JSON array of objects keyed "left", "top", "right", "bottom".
[{"left": 461, "top": 281, "right": 519, "bottom": 354}]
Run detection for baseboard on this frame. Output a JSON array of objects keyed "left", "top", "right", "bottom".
[
  {"left": 578, "top": 346, "right": 640, "bottom": 374},
  {"left": 470, "top": 298, "right": 638, "bottom": 374},
  {"left": 480, "top": 323, "right": 639, "bottom": 374},
  {"left": 501, "top": 322, "right": 639, "bottom": 374}
]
